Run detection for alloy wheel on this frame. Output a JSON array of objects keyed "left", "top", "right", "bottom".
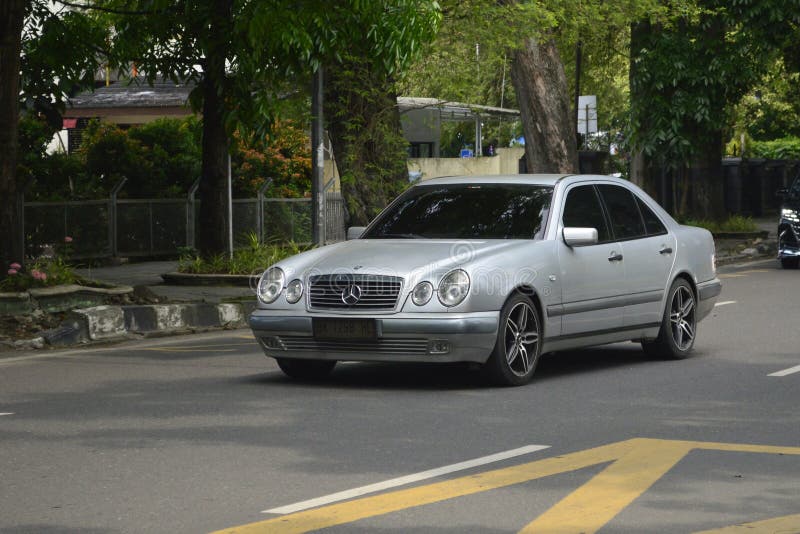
[
  {"left": 669, "top": 285, "right": 696, "bottom": 351},
  {"left": 503, "top": 301, "right": 540, "bottom": 377}
]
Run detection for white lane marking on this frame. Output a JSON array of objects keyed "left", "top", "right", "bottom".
[
  {"left": 0, "top": 413, "right": 14, "bottom": 416},
  {"left": 714, "top": 301, "right": 737, "bottom": 307},
  {"left": 263, "top": 444, "right": 551, "bottom": 515},
  {"left": 768, "top": 364, "right": 800, "bottom": 377}
]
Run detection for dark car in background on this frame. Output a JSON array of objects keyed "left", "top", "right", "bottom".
[{"left": 777, "top": 176, "right": 800, "bottom": 269}]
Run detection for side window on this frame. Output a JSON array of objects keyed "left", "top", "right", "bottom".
[
  {"left": 562, "top": 185, "right": 611, "bottom": 243},
  {"left": 635, "top": 196, "right": 667, "bottom": 236},
  {"left": 597, "top": 185, "right": 646, "bottom": 240}
]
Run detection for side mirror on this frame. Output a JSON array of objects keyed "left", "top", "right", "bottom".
[
  {"left": 347, "top": 226, "right": 366, "bottom": 240},
  {"left": 776, "top": 188, "right": 789, "bottom": 199},
  {"left": 563, "top": 227, "right": 599, "bottom": 247}
]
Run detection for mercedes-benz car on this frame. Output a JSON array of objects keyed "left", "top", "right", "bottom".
[
  {"left": 250, "top": 174, "right": 721, "bottom": 386},
  {"left": 777, "top": 175, "right": 800, "bottom": 269}
]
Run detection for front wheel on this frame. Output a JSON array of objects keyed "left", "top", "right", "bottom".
[
  {"left": 483, "top": 294, "right": 542, "bottom": 386},
  {"left": 780, "top": 257, "right": 799, "bottom": 269},
  {"left": 276, "top": 358, "right": 336, "bottom": 380},
  {"left": 642, "top": 278, "right": 697, "bottom": 360}
]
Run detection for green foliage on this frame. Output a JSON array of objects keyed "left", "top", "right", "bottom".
[
  {"left": 232, "top": 121, "right": 311, "bottom": 198},
  {"left": 19, "top": 116, "right": 313, "bottom": 200},
  {"left": 127, "top": 117, "right": 202, "bottom": 196},
  {"left": 20, "top": 2, "right": 109, "bottom": 121},
  {"left": 731, "top": 60, "right": 800, "bottom": 141},
  {"left": 177, "top": 237, "right": 309, "bottom": 275},
  {"left": 748, "top": 137, "right": 800, "bottom": 160},
  {"left": 681, "top": 215, "right": 758, "bottom": 233},
  {"left": 629, "top": 0, "right": 800, "bottom": 169}
]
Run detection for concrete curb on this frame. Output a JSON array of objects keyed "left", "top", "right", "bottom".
[{"left": 32, "top": 301, "right": 258, "bottom": 348}]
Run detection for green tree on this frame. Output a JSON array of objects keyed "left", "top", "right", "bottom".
[
  {"left": 401, "top": 0, "right": 663, "bottom": 173},
  {"left": 629, "top": 0, "right": 800, "bottom": 219},
  {"left": 1, "top": 1, "right": 107, "bottom": 278},
  {"left": 93, "top": 0, "right": 440, "bottom": 252}
]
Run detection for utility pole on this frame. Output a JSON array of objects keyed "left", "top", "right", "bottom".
[{"left": 311, "top": 66, "right": 325, "bottom": 246}]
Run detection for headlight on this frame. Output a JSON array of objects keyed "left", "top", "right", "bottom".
[
  {"left": 411, "top": 281, "right": 433, "bottom": 306},
  {"left": 286, "top": 279, "right": 304, "bottom": 304},
  {"left": 437, "top": 269, "right": 470, "bottom": 307},
  {"left": 258, "top": 267, "right": 284, "bottom": 304},
  {"left": 782, "top": 208, "right": 799, "bottom": 222}
]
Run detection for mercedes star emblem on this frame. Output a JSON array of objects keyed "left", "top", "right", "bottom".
[{"left": 341, "top": 284, "right": 362, "bottom": 305}]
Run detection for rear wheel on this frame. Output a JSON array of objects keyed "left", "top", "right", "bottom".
[
  {"left": 276, "top": 358, "right": 336, "bottom": 380},
  {"left": 780, "top": 257, "right": 799, "bottom": 269},
  {"left": 483, "top": 294, "right": 542, "bottom": 386},
  {"left": 642, "top": 278, "right": 696, "bottom": 360}
]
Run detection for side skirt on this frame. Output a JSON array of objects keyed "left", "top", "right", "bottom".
[{"left": 541, "top": 322, "right": 661, "bottom": 354}]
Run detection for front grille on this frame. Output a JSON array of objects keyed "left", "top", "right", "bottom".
[
  {"left": 273, "top": 336, "right": 429, "bottom": 354},
  {"left": 309, "top": 274, "right": 403, "bottom": 310}
]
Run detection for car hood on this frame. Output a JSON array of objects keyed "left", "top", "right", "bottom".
[{"left": 279, "top": 239, "right": 528, "bottom": 281}]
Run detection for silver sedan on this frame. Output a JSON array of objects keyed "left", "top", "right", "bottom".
[{"left": 250, "top": 174, "right": 721, "bottom": 386}]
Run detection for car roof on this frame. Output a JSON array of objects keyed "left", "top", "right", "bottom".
[{"left": 417, "top": 174, "right": 570, "bottom": 187}]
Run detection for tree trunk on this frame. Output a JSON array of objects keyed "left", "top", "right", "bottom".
[
  {"left": 510, "top": 36, "right": 578, "bottom": 174},
  {"left": 196, "top": 0, "right": 231, "bottom": 256},
  {"left": 325, "top": 54, "right": 409, "bottom": 226},
  {"left": 629, "top": 20, "right": 659, "bottom": 200},
  {"left": 689, "top": 131, "right": 725, "bottom": 220},
  {"left": 0, "top": 0, "right": 26, "bottom": 278}
]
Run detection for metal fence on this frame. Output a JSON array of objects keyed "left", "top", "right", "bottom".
[{"left": 23, "top": 192, "right": 346, "bottom": 260}]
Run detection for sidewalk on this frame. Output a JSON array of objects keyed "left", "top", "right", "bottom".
[{"left": 74, "top": 261, "right": 255, "bottom": 303}]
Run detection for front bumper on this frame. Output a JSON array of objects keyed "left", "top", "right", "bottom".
[
  {"left": 249, "top": 309, "right": 500, "bottom": 363},
  {"left": 696, "top": 278, "right": 722, "bottom": 321}
]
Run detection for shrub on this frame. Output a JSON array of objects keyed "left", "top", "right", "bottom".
[
  {"left": 232, "top": 120, "right": 312, "bottom": 198},
  {"left": 0, "top": 237, "right": 80, "bottom": 292},
  {"left": 177, "top": 235, "right": 308, "bottom": 275},
  {"left": 748, "top": 137, "right": 800, "bottom": 160}
]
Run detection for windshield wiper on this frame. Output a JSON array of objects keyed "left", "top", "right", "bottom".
[{"left": 374, "top": 233, "right": 427, "bottom": 239}]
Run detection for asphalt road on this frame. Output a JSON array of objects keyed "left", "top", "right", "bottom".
[{"left": 1, "top": 258, "right": 799, "bottom": 534}]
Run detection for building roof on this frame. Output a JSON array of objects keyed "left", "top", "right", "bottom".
[
  {"left": 67, "top": 78, "right": 195, "bottom": 110},
  {"left": 66, "top": 82, "right": 518, "bottom": 120},
  {"left": 397, "top": 97, "right": 520, "bottom": 120}
]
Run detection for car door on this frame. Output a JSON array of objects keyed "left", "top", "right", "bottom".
[
  {"left": 596, "top": 184, "right": 676, "bottom": 328},
  {"left": 555, "top": 184, "right": 626, "bottom": 336}
]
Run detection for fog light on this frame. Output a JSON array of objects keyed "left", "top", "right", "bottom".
[
  {"left": 260, "top": 337, "right": 284, "bottom": 350},
  {"left": 428, "top": 340, "right": 450, "bottom": 354}
]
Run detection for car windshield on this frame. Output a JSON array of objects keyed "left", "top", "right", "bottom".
[{"left": 363, "top": 183, "right": 552, "bottom": 239}]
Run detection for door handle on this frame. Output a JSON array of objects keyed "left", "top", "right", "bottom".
[
  {"left": 659, "top": 246, "right": 673, "bottom": 255},
  {"left": 608, "top": 252, "right": 623, "bottom": 262}
]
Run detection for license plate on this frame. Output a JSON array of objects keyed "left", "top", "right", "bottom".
[{"left": 313, "top": 318, "right": 377, "bottom": 340}]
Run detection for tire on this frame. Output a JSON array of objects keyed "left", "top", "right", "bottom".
[
  {"left": 276, "top": 358, "right": 336, "bottom": 380},
  {"left": 642, "top": 278, "right": 697, "bottom": 360},
  {"left": 483, "top": 293, "right": 542, "bottom": 386},
  {"left": 780, "top": 257, "right": 799, "bottom": 269}
]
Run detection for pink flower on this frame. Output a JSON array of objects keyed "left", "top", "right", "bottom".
[
  {"left": 40, "top": 272, "right": 47, "bottom": 281},
  {"left": 10, "top": 262, "right": 21, "bottom": 270},
  {"left": 64, "top": 236, "right": 73, "bottom": 243},
  {"left": 31, "top": 269, "right": 46, "bottom": 281},
  {"left": 8, "top": 269, "right": 17, "bottom": 276}
]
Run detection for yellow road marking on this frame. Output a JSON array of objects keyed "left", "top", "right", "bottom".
[
  {"left": 719, "top": 274, "right": 746, "bottom": 278},
  {"left": 694, "top": 513, "right": 800, "bottom": 533},
  {"left": 520, "top": 438, "right": 693, "bottom": 533},
  {"left": 212, "top": 439, "right": 800, "bottom": 534}
]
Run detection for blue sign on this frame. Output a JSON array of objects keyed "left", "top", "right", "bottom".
[{"left": 460, "top": 149, "right": 474, "bottom": 158}]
